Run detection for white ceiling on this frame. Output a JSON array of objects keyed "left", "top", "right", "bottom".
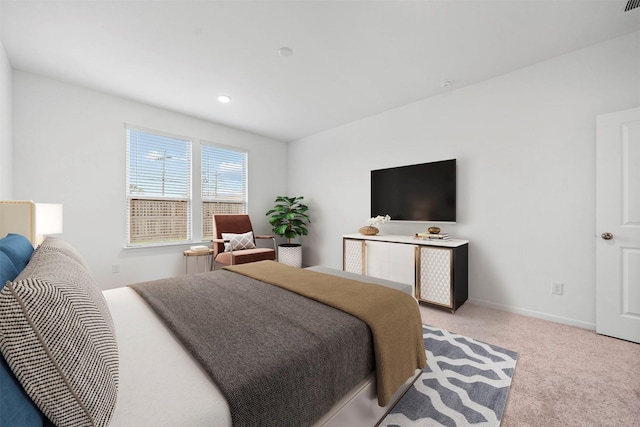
[{"left": 1, "top": 1, "right": 639, "bottom": 142}]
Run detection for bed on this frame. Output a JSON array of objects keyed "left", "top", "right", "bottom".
[{"left": 0, "top": 230, "right": 425, "bottom": 426}]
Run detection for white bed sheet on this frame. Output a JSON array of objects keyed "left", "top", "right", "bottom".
[
  {"left": 105, "top": 287, "right": 232, "bottom": 427},
  {"left": 104, "top": 285, "right": 418, "bottom": 427}
]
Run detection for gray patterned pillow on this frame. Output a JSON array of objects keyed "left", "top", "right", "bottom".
[
  {"left": 0, "top": 243, "right": 118, "bottom": 427},
  {"left": 221, "top": 231, "right": 256, "bottom": 251},
  {"left": 37, "top": 236, "right": 92, "bottom": 271}
]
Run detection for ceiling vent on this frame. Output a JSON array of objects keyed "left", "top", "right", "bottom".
[{"left": 624, "top": 0, "right": 640, "bottom": 12}]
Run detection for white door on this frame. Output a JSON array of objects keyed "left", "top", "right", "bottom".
[{"left": 596, "top": 106, "right": 640, "bottom": 343}]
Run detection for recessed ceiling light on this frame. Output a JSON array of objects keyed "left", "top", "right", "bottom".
[
  {"left": 278, "top": 47, "right": 293, "bottom": 57},
  {"left": 217, "top": 95, "right": 231, "bottom": 103}
]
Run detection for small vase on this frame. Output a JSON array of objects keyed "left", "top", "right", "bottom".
[{"left": 359, "top": 226, "right": 379, "bottom": 236}]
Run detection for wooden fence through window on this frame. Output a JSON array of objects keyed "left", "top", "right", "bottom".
[{"left": 130, "top": 199, "right": 246, "bottom": 243}]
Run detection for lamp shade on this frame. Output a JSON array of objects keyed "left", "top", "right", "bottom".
[
  {"left": 0, "top": 201, "right": 63, "bottom": 246},
  {"left": 35, "top": 203, "right": 64, "bottom": 236}
]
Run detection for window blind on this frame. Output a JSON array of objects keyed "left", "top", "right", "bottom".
[
  {"left": 201, "top": 143, "right": 248, "bottom": 239},
  {"left": 126, "top": 126, "right": 192, "bottom": 245}
]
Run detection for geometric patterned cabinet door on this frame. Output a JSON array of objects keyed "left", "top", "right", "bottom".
[
  {"left": 343, "top": 238, "right": 365, "bottom": 274},
  {"left": 417, "top": 247, "right": 453, "bottom": 308}
]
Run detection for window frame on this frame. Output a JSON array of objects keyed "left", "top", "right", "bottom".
[
  {"left": 200, "top": 141, "right": 249, "bottom": 240},
  {"left": 125, "top": 125, "right": 193, "bottom": 247}
]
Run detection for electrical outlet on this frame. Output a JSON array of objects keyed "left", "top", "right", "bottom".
[
  {"left": 552, "top": 282, "right": 563, "bottom": 295},
  {"left": 112, "top": 264, "right": 120, "bottom": 274}
]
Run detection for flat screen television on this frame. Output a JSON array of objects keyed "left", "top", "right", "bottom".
[{"left": 371, "top": 159, "right": 456, "bottom": 222}]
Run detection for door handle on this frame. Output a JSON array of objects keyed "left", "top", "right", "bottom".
[{"left": 601, "top": 232, "right": 613, "bottom": 240}]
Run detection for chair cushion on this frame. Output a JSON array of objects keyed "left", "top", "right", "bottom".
[
  {"left": 221, "top": 231, "right": 256, "bottom": 252},
  {"left": 0, "top": 240, "right": 119, "bottom": 427},
  {"left": 215, "top": 247, "right": 276, "bottom": 265}
]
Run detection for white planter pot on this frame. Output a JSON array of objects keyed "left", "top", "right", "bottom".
[{"left": 278, "top": 244, "right": 302, "bottom": 268}]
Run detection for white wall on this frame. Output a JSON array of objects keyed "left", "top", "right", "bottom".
[
  {"left": 0, "top": 1, "right": 12, "bottom": 199},
  {"left": 288, "top": 32, "right": 640, "bottom": 329},
  {"left": 12, "top": 71, "right": 288, "bottom": 289}
]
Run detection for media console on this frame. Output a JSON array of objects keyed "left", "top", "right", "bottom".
[{"left": 342, "top": 234, "right": 469, "bottom": 313}]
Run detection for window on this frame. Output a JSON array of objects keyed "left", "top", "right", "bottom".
[
  {"left": 126, "top": 126, "right": 192, "bottom": 245},
  {"left": 201, "top": 143, "right": 248, "bottom": 239}
]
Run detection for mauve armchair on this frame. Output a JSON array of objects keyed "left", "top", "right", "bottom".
[{"left": 211, "top": 214, "right": 277, "bottom": 270}]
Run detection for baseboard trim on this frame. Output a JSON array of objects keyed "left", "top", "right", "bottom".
[{"left": 467, "top": 298, "right": 596, "bottom": 331}]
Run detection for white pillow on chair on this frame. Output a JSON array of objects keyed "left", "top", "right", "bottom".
[{"left": 221, "top": 231, "right": 256, "bottom": 252}]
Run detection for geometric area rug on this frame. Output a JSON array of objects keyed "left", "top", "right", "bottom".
[{"left": 378, "top": 325, "right": 518, "bottom": 427}]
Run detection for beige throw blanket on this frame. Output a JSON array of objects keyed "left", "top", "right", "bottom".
[{"left": 224, "top": 261, "right": 427, "bottom": 406}]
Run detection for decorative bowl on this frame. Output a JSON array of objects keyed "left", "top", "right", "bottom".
[
  {"left": 428, "top": 227, "right": 441, "bottom": 234},
  {"left": 359, "top": 226, "right": 379, "bottom": 236}
]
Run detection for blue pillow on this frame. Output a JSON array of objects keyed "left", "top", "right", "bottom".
[
  {"left": 0, "top": 234, "right": 34, "bottom": 273},
  {"left": 0, "top": 251, "right": 19, "bottom": 290},
  {"left": 0, "top": 356, "right": 44, "bottom": 426},
  {"left": 0, "top": 235, "right": 42, "bottom": 425}
]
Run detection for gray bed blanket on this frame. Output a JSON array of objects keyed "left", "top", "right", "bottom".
[{"left": 129, "top": 270, "right": 374, "bottom": 427}]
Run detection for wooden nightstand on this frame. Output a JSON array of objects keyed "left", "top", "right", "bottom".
[{"left": 183, "top": 249, "right": 214, "bottom": 274}]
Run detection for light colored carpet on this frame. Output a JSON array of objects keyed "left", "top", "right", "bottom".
[{"left": 418, "top": 303, "right": 640, "bottom": 427}]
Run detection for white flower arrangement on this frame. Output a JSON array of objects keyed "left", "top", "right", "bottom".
[{"left": 368, "top": 215, "right": 391, "bottom": 227}]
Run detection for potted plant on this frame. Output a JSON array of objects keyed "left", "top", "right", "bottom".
[{"left": 265, "top": 196, "right": 310, "bottom": 267}]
